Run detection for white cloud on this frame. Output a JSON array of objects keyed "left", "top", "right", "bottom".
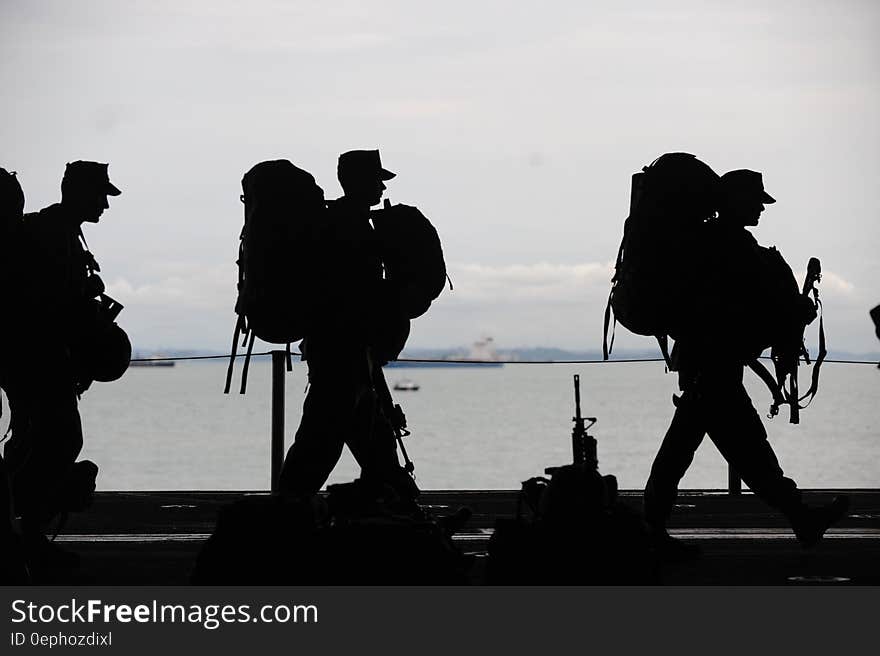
[
  {"left": 449, "top": 261, "right": 614, "bottom": 303},
  {"left": 105, "top": 264, "right": 230, "bottom": 311},
  {"left": 816, "top": 270, "right": 857, "bottom": 299}
]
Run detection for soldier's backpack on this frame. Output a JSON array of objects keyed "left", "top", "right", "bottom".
[
  {"left": 371, "top": 199, "right": 449, "bottom": 320},
  {"left": 0, "top": 167, "right": 24, "bottom": 234},
  {"left": 224, "top": 160, "right": 326, "bottom": 393},
  {"left": 603, "top": 153, "right": 721, "bottom": 361},
  {"left": 0, "top": 168, "right": 24, "bottom": 293},
  {"left": 0, "top": 168, "right": 24, "bottom": 415}
]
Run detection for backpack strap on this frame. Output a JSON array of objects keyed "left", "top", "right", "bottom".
[
  {"left": 797, "top": 296, "right": 826, "bottom": 409},
  {"left": 602, "top": 293, "right": 616, "bottom": 361},
  {"left": 77, "top": 229, "right": 101, "bottom": 275},
  {"left": 239, "top": 328, "right": 255, "bottom": 395},
  {"left": 223, "top": 315, "right": 244, "bottom": 394},
  {"left": 656, "top": 335, "right": 672, "bottom": 370},
  {"left": 769, "top": 347, "right": 800, "bottom": 423},
  {"left": 747, "top": 359, "right": 786, "bottom": 418},
  {"left": 602, "top": 229, "right": 628, "bottom": 361}
]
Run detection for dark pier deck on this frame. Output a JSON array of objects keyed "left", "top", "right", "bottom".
[{"left": 40, "top": 489, "right": 880, "bottom": 585}]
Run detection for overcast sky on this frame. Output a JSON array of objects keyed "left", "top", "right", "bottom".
[{"left": 2, "top": 0, "right": 878, "bottom": 353}]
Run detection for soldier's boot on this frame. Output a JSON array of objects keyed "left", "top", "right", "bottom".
[
  {"left": 646, "top": 524, "right": 702, "bottom": 562},
  {"left": 789, "top": 495, "right": 850, "bottom": 548}
]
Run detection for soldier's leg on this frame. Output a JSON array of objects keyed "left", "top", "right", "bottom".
[
  {"left": 703, "top": 377, "right": 848, "bottom": 546},
  {"left": 279, "top": 364, "right": 359, "bottom": 497},
  {"left": 702, "top": 382, "right": 801, "bottom": 512},
  {"left": 644, "top": 392, "right": 707, "bottom": 532},
  {"left": 7, "top": 371, "right": 83, "bottom": 527},
  {"left": 353, "top": 367, "right": 420, "bottom": 501},
  {"left": 360, "top": 368, "right": 402, "bottom": 473}
]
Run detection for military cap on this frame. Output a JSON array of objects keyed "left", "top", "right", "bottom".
[
  {"left": 63, "top": 161, "right": 121, "bottom": 196},
  {"left": 720, "top": 169, "right": 775, "bottom": 204},
  {"left": 337, "top": 150, "right": 396, "bottom": 183}
]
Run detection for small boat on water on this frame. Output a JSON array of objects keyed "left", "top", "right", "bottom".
[{"left": 393, "top": 379, "right": 420, "bottom": 391}]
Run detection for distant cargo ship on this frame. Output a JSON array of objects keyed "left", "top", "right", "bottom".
[
  {"left": 386, "top": 337, "right": 506, "bottom": 368},
  {"left": 130, "top": 354, "right": 175, "bottom": 368}
]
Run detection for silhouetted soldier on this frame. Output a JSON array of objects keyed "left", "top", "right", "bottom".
[
  {"left": 3, "top": 161, "right": 119, "bottom": 569},
  {"left": 0, "top": 167, "right": 30, "bottom": 582},
  {"left": 279, "top": 150, "right": 416, "bottom": 502},
  {"left": 643, "top": 169, "right": 848, "bottom": 558}
]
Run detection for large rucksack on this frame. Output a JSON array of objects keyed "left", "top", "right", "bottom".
[
  {"left": 603, "top": 153, "right": 721, "bottom": 360},
  {"left": 0, "top": 168, "right": 24, "bottom": 293},
  {"left": 0, "top": 167, "right": 24, "bottom": 232},
  {"left": 224, "top": 160, "right": 326, "bottom": 393},
  {"left": 371, "top": 199, "right": 449, "bottom": 320},
  {"left": 0, "top": 168, "right": 24, "bottom": 404}
]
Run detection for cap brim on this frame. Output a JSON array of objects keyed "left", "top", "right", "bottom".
[
  {"left": 761, "top": 191, "right": 775, "bottom": 204},
  {"left": 380, "top": 168, "right": 396, "bottom": 181},
  {"left": 106, "top": 182, "right": 122, "bottom": 196}
]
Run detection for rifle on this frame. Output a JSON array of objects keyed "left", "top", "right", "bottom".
[
  {"left": 571, "top": 374, "right": 598, "bottom": 469},
  {"left": 546, "top": 374, "right": 598, "bottom": 475},
  {"left": 769, "top": 257, "right": 825, "bottom": 424},
  {"left": 542, "top": 375, "right": 616, "bottom": 509},
  {"left": 371, "top": 365, "right": 416, "bottom": 478}
]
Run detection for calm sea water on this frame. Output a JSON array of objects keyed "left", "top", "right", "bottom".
[{"left": 63, "top": 359, "right": 880, "bottom": 491}]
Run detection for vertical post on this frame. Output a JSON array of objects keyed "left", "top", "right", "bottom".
[
  {"left": 728, "top": 464, "right": 742, "bottom": 496},
  {"left": 270, "top": 350, "right": 286, "bottom": 493}
]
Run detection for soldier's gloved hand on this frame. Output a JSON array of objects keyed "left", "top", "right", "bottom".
[
  {"left": 798, "top": 295, "right": 818, "bottom": 325},
  {"left": 83, "top": 274, "right": 105, "bottom": 298}
]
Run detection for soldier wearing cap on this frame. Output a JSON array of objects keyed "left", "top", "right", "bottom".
[
  {"left": 719, "top": 169, "right": 775, "bottom": 225},
  {"left": 643, "top": 168, "right": 848, "bottom": 559},
  {"left": 279, "top": 149, "right": 417, "bottom": 502},
  {"left": 2, "top": 161, "right": 121, "bottom": 569}
]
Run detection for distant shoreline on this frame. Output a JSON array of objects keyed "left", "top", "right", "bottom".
[{"left": 129, "top": 347, "right": 880, "bottom": 364}]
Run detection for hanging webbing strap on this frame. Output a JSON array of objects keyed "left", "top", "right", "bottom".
[
  {"left": 602, "top": 229, "right": 628, "bottom": 361},
  {"left": 239, "top": 328, "right": 255, "bottom": 395},
  {"left": 748, "top": 358, "right": 786, "bottom": 418},
  {"left": 788, "top": 352, "right": 801, "bottom": 425},
  {"left": 602, "top": 293, "right": 616, "bottom": 361},
  {"left": 223, "top": 315, "right": 244, "bottom": 394},
  {"left": 750, "top": 257, "right": 826, "bottom": 423},
  {"left": 784, "top": 257, "right": 825, "bottom": 420},
  {"left": 656, "top": 334, "right": 672, "bottom": 370},
  {"left": 797, "top": 295, "right": 826, "bottom": 409}
]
